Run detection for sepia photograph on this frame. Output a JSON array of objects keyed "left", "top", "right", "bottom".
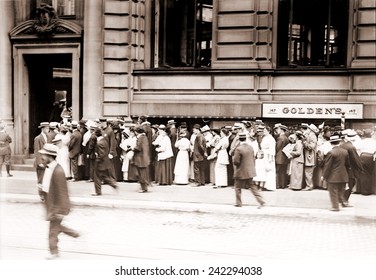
[{"left": 0, "top": 0, "right": 375, "bottom": 279}]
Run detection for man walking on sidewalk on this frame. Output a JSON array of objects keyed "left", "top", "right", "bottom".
[
  {"left": 323, "top": 135, "right": 351, "bottom": 211},
  {"left": 233, "top": 132, "right": 265, "bottom": 208},
  {"left": 38, "top": 143, "right": 79, "bottom": 259}
]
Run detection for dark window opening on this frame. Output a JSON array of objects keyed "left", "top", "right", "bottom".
[
  {"left": 277, "top": 0, "right": 349, "bottom": 67},
  {"left": 152, "top": 0, "right": 213, "bottom": 68}
]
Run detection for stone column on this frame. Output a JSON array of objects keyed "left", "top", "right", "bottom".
[
  {"left": 0, "top": 0, "right": 14, "bottom": 124},
  {"left": 83, "top": 0, "right": 103, "bottom": 119}
]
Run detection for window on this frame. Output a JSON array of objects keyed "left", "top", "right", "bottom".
[
  {"left": 152, "top": 0, "right": 213, "bottom": 68},
  {"left": 277, "top": 0, "right": 349, "bottom": 67},
  {"left": 36, "top": 0, "right": 75, "bottom": 16}
]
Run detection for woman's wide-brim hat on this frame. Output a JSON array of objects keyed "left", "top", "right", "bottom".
[{"left": 39, "top": 143, "right": 59, "bottom": 156}]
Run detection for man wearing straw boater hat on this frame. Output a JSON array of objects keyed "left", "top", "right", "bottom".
[
  {"left": 38, "top": 143, "right": 79, "bottom": 259},
  {"left": 34, "top": 122, "right": 51, "bottom": 187},
  {"left": 323, "top": 134, "right": 351, "bottom": 211}
]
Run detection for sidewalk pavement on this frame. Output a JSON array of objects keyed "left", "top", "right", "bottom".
[{"left": 1, "top": 171, "right": 375, "bottom": 221}]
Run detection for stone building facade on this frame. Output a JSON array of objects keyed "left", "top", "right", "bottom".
[{"left": 0, "top": 0, "right": 375, "bottom": 157}]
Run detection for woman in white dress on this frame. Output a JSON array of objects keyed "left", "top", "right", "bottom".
[
  {"left": 212, "top": 128, "right": 230, "bottom": 188},
  {"left": 174, "top": 131, "right": 191, "bottom": 185},
  {"left": 262, "top": 126, "right": 276, "bottom": 191},
  {"left": 120, "top": 129, "right": 137, "bottom": 181},
  {"left": 53, "top": 125, "right": 71, "bottom": 178}
]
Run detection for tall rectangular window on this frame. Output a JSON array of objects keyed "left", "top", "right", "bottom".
[
  {"left": 36, "top": 0, "right": 75, "bottom": 16},
  {"left": 152, "top": 0, "right": 213, "bottom": 68},
  {"left": 277, "top": 0, "right": 349, "bottom": 67}
]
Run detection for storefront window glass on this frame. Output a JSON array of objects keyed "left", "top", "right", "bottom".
[
  {"left": 277, "top": 0, "right": 349, "bottom": 67},
  {"left": 152, "top": 0, "right": 213, "bottom": 68}
]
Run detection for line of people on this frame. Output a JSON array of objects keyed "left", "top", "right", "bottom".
[{"left": 32, "top": 116, "right": 376, "bottom": 207}]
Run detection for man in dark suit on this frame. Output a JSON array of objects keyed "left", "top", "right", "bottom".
[
  {"left": 274, "top": 124, "right": 290, "bottom": 189},
  {"left": 38, "top": 143, "right": 79, "bottom": 259},
  {"left": 323, "top": 135, "right": 351, "bottom": 211},
  {"left": 99, "top": 118, "right": 117, "bottom": 180},
  {"left": 233, "top": 132, "right": 265, "bottom": 208},
  {"left": 340, "top": 130, "right": 363, "bottom": 206},
  {"left": 192, "top": 124, "right": 207, "bottom": 187},
  {"left": 34, "top": 122, "right": 50, "bottom": 186},
  {"left": 92, "top": 128, "right": 118, "bottom": 196},
  {"left": 68, "top": 121, "right": 82, "bottom": 181},
  {"left": 133, "top": 126, "right": 151, "bottom": 192}
]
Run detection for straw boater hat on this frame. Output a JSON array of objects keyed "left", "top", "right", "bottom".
[
  {"left": 329, "top": 135, "right": 341, "bottom": 143},
  {"left": 345, "top": 130, "right": 357, "bottom": 141},
  {"left": 159, "top": 124, "right": 166, "bottom": 130},
  {"left": 167, "top": 120, "right": 176, "bottom": 125},
  {"left": 200, "top": 125, "right": 211, "bottom": 133},
  {"left": 39, "top": 143, "right": 59, "bottom": 157},
  {"left": 38, "top": 122, "right": 50, "bottom": 128}
]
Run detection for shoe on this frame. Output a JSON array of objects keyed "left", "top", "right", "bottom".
[
  {"left": 86, "top": 179, "right": 93, "bottom": 183},
  {"left": 68, "top": 179, "right": 77, "bottom": 182},
  {"left": 138, "top": 190, "right": 148, "bottom": 193},
  {"left": 329, "top": 208, "right": 340, "bottom": 212},
  {"left": 303, "top": 187, "right": 313, "bottom": 191},
  {"left": 46, "top": 253, "right": 59, "bottom": 260},
  {"left": 234, "top": 204, "right": 242, "bottom": 207},
  {"left": 7, "top": 174, "right": 13, "bottom": 177},
  {"left": 257, "top": 202, "right": 265, "bottom": 209},
  {"left": 341, "top": 203, "right": 353, "bottom": 208},
  {"left": 71, "top": 232, "right": 80, "bottom": 238},
  {"left": 91, "top": 193, "right": 101, "bottom": 196}
]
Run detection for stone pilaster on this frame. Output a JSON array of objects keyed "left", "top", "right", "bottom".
[{"left": 83, "top": 0, "right": 104, "bottom": 119}]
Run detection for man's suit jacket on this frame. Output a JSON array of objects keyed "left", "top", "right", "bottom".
[
  {"left": 133, "top": 134, "right": 150, "bottom": 168},
  {"left": 340, "top": 141, "right": 363, "bottom": 179},
  {"left": 232, "top": 142, "right": 257, "bottom": 180},
  {"left": 103, "top": 126, "right": 117, "bottom": 157},
  {"left": 68, "top": 129, "right": 83, "bottom": 158},
  {"left": 275, "top": 134, "right": 289, "bottom": 164},
  {"left": 192, "top": 133, "right": 207, "bottom": 162},
  {"left": 43, "top": 164, "right": 71, "bottom": 221},
  {"left": 323, "top": 146, "right": 350, "bottom": 183},
  {"left": 33, "top": 133, "right": 46, "bottom": 168},
  {"left": 95, "top": 137, "right": 112, "bottom": 171}
]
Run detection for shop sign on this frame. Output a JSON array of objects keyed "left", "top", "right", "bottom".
[{"left": 262, "top": 103, "right": 363, "bottom": 119}]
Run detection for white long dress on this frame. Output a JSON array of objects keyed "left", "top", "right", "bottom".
[
  {"left": 120, "top": 135, "right": 137, "bottom": 180},
  {"left": 55, "top": 133, "right": 71, "bottom": 177},
  {"left": 174, "top": 137, "right": 190, "bottom": 184},
  {"left": 214, "top": 136, "right": 229, "bottom": 187},
  {"left": 262, "top": 134, "right": 276, "bottom": 191}
]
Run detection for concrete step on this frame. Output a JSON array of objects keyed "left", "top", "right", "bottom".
[
  {"left": 23, "top": 158, "right": 34, "bottom": 165},
  {"left": 11, "top": 164, "right": 34, "bottom": 172}
]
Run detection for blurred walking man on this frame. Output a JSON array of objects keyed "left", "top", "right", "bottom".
[
  {"left": 323, "top": 135, "right": 351, "bottom": 211},
  {"left": 38, "top": 143, "right": 79, "bottom": 259},
  {"left": 233, "top": 133, "right": 265, "bottom": 208}
]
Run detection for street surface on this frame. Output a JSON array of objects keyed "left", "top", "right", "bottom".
[{"left": 1, "top": 201, "right": 376, "bottom": 261}]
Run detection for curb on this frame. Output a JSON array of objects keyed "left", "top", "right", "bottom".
[{"left": 2, "top": 193, "right": 375, "bottom": 222}]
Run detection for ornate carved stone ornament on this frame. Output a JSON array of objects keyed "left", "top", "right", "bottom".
[
  {"left": 9, "top": 3, "right": 81, "bottom": 38},
  {"left": 33, "top": 3, "right": 60, "bottom": 36}
]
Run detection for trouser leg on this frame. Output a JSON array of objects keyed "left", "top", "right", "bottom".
[
  {"left": 327, "top": 183, "right": 339, "bottom": 209},
  {"left": 138, "top": 167, "right": 149, "bottom": 191},
  {"left": 49, "top": 217, "right": 62, "bottom": 255},
  {"left": 249, "top": 179, "right": 265, "bottom": 205},
  {"left": 93, "top": 166, "right": 102, "bottom": 194},
  {"left": 234, "top": 179, "right": 244, "bottom": 206}
]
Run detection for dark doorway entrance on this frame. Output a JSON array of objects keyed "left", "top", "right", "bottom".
[{"left": 24, "top": 53, "right": 72, "bottom": 153}]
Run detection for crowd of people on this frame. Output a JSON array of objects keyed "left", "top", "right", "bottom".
[{"left": 30, "top": 115, "right": 376, "bottom": 208}]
